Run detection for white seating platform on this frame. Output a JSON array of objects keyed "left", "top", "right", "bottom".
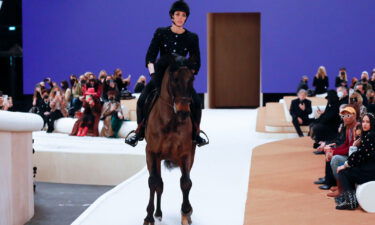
[{"left": 357, "top": 181, "right": 375, "bottom": 213}]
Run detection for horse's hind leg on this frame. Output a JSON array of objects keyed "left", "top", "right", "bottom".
[
  {"left": 144, "top": 154, "right": 162, "bottom": 225},
  {"left": 180, "top": 158, "right": 193, "bottom": 225}
]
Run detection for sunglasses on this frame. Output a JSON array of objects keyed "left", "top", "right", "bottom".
[{"left": 340, "top": 114, "right": 353, "bottom": 119}]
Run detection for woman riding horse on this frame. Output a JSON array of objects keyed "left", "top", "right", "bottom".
[{"left": 125, "top": 0, "right": 208, "bottom": 147}]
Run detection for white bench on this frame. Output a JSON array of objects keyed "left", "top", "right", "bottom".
[{"left": 356, "top": 181, "right": 375, "bottom": 213}]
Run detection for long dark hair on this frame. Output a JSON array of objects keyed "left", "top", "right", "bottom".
[{"left": 360, "top": 113, "right": 375, "bottom": 137}]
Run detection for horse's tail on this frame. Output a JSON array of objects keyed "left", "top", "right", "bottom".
[{"left": 164, "top": 160, "right": 178, "bottom": 170}]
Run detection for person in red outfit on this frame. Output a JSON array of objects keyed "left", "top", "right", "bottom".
[{"left": 70, "top": 88, "right": 102, "bottom": 137}]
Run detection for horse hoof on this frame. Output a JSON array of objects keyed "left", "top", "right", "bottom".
[
  {"left": 181, "top": 210, "right": 192, "bottom": 225},
  {"left": 143, "top": 222, "right": 154, "bottom": 225}
]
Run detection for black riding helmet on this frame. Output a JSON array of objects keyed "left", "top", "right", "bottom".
[{"left": 169, "top": 0, "right": 190, "bottom": 18}]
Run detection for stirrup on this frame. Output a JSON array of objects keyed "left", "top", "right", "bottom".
[
  {"left": 197, "top": 130, "right": 209, "bottom": 147},
  {"left": 124, "top": 130, "right": 142, "bottom": 147}
]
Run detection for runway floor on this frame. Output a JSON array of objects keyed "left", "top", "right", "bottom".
[{"left": 65, "top": 109, "right": 293, "bottom": 225}]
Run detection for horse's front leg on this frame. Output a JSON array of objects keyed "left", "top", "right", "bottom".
[
  {"left": 144, "top": 153, "right": 162, "bottom": 225},
  {"left": 180, "top": 158, "right": 193, "bottom": 225}
]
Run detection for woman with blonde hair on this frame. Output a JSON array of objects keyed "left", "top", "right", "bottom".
[
  {"left": 313, "top": 66, "right": 329, "bottom": 94},
  {"left": 349, "top": 92, "right": 366, "bottom": 118}
]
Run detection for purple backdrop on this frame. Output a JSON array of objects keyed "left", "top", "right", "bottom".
[{"left": 23, "top": 0, "right": 375, "bottom": 94}]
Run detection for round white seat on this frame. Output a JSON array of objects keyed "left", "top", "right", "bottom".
[{"left": 356, "top": 181, "right": 375, "bottom": 213}]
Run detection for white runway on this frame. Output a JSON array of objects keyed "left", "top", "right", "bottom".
[{"left": 35, "top": 109, "right": 295, "bottom": 225}]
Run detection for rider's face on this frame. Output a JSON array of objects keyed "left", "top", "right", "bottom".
[{"left": 172, "top": 11, "right": 187, "bottom": 27}]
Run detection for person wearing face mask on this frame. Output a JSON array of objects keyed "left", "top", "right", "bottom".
[
  {"left": 335, "top": 68, "right": 348, "bottom": 88},
  {"left": 359, "top": 71, "right": 372, "bottom": 92},
  {"left": 369, "top": 69, "right": 375, "bottom": 89},
  {"left": 337, "top": 86, "right": 349, "bottom": 106},
  {"left": 38, "top": 90, "right": 52, "bottom": 128},
  {"left": 296, "top": 76, "right": 309, "bottom": 93},
  {"left": 366, "top": 90, "right": 375, "bottom": 115},
  {"left": 125, "top": 0, "right": 208, "bottom": 147},
  {"left": 100, "top": 90, "right": 125, "bottom": 138}
]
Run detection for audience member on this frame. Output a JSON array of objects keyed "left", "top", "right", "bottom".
[
  {"left": 367, "top": 90, "right": 375, "bottom": 114},
  {"left": 100, "top": 90, "right": 125, "bottom": 138},
  {"left": 314, "top": 107, "right": 357, "bottom": 192},
  {"left": 313, "top": 66, "right": 329, "bottom": 95},
  {"left": 290, "top": 89, "right": 313, "bottom": 137},
  {"left": 70, "top": 88, "right": 102, "bottom": 137},
  {"left": 134, "top": 75, "right": 147, "bottom": 93},
  {"left": 349, "top": 92, "right": 367, "bottom": 118},
  {"left": 337, "top": 86, "right": 349, "bottom": 106},
  {"left": 296, "top": 76, "right": 309, "bottom": 93},
  {"left": 335, "top": 113, "right": 375, "bottom": 210},
  {"left": 310, "top": 90, "right": 341, "bottom": 145},
  {"left": 0, "top": 91, "right": 13, "bottom": 111},
  {"left": 335, "top": 68, "right": 348, "bottom": 88}
]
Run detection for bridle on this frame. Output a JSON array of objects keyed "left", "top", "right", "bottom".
[{"left": 159, "top": 66, "right": 193, "bottom": 114}]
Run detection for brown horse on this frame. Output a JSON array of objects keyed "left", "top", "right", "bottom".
[{"left": 143, "top": 56, "right": 196, "bottom": 225}]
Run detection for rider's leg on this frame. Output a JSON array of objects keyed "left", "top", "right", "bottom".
[
  {"left": 125, "top": 80, "right": 156, "bottom": 146},
  {"left": 191, "top": 89, "right": 208, "bottom": 147}
]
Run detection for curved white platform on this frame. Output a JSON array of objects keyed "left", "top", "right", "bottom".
[
  {"left": 357, "top": 181, "right": 375, "bottom": 213},
  {"left": 71, "top": 109, "right": 292, "bottom": 225},
  {"left": 33, "top": 118, "right": 144, "bottom": 186}
]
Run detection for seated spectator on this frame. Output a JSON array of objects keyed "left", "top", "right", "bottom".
[
  {"left": 30, "top": 85, "right": 43, "bottom": 113},
  {"left": 349, "top": 77, "right": 358, "bottom": 95},
  {"left": 337, "top": 86, "right": 349, "bottom": 107},
  {"left": 60, "top": 80, "right": 72, "bottom": 107},
  {"left": 0, "top": 91, "right": 13, "bottom": 111},
  {"left": 359, "top": 71, "right": 372, "bottom": 91},
  {"left": 44, "top": 99, "right": 64, "bottom": 133},
  {"left": 367, "top": 90, "right": 375, "bottom": 114},
  {"left": 310, "top": 90, "right": 341, "bottom": 144},
  {"left": 290, "top": 89, "right": 312, "bottom": 137},
  {"left": 314, "top": 107, "right": 357, "bottom": 193},
  {"left": 296, "top": 76, "right": 309, "bottom": 93},
  {"left": 38, "top": 90, "right": 52, "bottom": 128},
  {"left": 70, "top": 88, "right": 102, "bottom": 137},
  {"left": 134, "top": 75, "right": 147, "bottom": 93},
  {"left": 69, "top": 75, "right": 83, "bottom": 117},
  {"left": 335, "top": 113, "right": 375, "bottom": 210},
  {"left": 349, "top": 92, "right": 367, "bottom": 118},
  {"left": 355, "top": 82, "right": 369, "bottom": 107},
  {"left": 370, "top": 69, "right": 375, "bottom": 89},
  {"left": 100, "top": 90, "right": 125, "bottom": 138},
  {"left": 313, "top": 66, "right": 329, "bottom": 95},
  {"left": 113, "top": 68, "right": 125, "bottom": 91},
  {"left": 335, "top": 68, "right": 348, "bottom": 88}
]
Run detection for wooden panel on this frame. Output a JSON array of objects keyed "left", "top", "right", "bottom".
[{"left": 208, "top": 13, "right": 260, "bottom": 108}]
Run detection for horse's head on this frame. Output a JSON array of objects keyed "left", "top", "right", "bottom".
[{"left": 168, "top": 55, "right": 195, "bottom": 120}]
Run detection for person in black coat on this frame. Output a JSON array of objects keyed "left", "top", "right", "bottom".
[
  {"left": 313, "top": 66, "right": 329, "bottom": 94},
  {"left": 335, "top": 68, "right": 348, "bottom": 88},
  {"left": 125, "top": 0, "right": 207, "bottom": 147},
  {"left": 335, "top": 113, "right": 375, "bottom": 210},
  {"left": 296, "top": 76, "right": 309, "bottom": 93},
  {"left": 310, "top": 90, "right": 341, "bottom": 143},
  {"left": 290, "top": 89, "right": 313, "bottom": 137}
]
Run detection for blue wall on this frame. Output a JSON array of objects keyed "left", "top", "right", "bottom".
[{"left": 23, "top": 0, "right": 375, "bottom": 94}]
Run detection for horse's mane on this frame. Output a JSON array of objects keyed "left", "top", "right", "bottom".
[{"left": 158, "top": 54, "right": 192, "bottom": 76}]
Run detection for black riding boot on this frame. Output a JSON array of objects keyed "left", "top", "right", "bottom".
[
  {"left": 190, "top": 95, "right": 209, "bottom": 147},
  {"left": 125, "top": 121, "right": 145, "bottom": 147}
]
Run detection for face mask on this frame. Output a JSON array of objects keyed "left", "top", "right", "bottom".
[
  {"left": 337, "top": 91, "right": 344, "bottom": 98},
  {"left": 362, "top": 78, "right": 368, "bottom": 82},
  {"left": 108, "top": 97, "right": 115, "bottom": 101},
  {"left": 43, "top": 95, "right": 49, "bottom": 99},
  {"left": 340, "top": 72, "right": 345, "bottom": 76}
]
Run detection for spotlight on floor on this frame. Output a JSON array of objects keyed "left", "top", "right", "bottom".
[{"left": 9, "top": 26, "right": 16, "bottom": 31}]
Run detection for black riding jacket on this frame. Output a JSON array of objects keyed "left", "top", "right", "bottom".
[{"left": 145, "top": 26, "right": 201, "bottom": 74}]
